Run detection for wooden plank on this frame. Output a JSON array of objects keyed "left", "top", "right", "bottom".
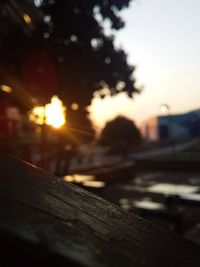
[{"left": 0, "top": 152, "right": 200, "bottom": 267}]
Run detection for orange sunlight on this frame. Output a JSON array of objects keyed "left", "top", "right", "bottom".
[{"left": 29, "top": 95, "right": 66, "bottom": 128}]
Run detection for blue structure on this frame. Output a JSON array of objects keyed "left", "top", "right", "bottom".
[{"left": 142, "top": 109, "right": 200, "bottom": 142}]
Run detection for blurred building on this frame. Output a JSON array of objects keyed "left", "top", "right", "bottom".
[
  {"left": 141, "top": 109, "right": 200, "bottom": 142},
  {"left": 0, "top": 100, "right": 21, "bottom": 138}
]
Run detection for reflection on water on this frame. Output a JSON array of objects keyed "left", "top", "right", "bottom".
[
  {"left": 119, "top": 197, "right": 165, "bottom": 211},
  {"left": 64, "top": 174, "right": 94, "bottom": 183},
  {"left": 181, "top": 193, "right": 200, "bottom": 202},
  {"left": 82, "top": 180, "right": 106, "bottom": 188},
  {"left": 63, "top": 174, "right": 105, "bottom": 188},
  {"left": 146, "top": 183, "right": 198, "bottom": 195},
  {"left": 133, "top": 200, "right": 165, "bottom": 211}
]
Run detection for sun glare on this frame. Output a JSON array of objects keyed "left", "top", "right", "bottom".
[
  {"left": 45, "top": 96, "right": 66, "bottom": 128},
  {"left": 30, "top": 95, "right": 66, "bottom": 128},
  {"left": 29, "top": 106, "right": 45, "bottom": 125}
]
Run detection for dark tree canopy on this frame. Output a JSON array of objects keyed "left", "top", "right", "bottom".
[
  {"left": 0, "top": 0, "right": 139, "bottom": 143},
  {"left": 99, "top": 116, "right": 142, "bottom": 152},
  {"left": 40, "top": 0, "right": 139, "bottom": 104}
]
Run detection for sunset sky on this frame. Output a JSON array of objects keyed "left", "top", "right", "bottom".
[{"left": 90, "top": 0, "right": 200, "bottom": 130}]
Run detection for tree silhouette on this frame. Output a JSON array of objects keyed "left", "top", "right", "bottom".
[
  {"left": 0, "top": 0, "right": 139, "bottom": 144},
  {"left": 99, "top": 116, "right": 141, "bottom": 154}
]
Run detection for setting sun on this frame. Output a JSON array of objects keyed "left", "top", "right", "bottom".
[
  {"left": 30, "top": 95, "right": 66, "bottom": 128},
  {"left": 45, "top": 96, "right": 66, "bottom": 128}
]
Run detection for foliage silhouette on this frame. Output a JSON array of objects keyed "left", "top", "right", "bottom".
[
  {"left": 99, "top": 115, "right": 141, "bottom": 154},
  {"left": 0, "top": 0, "right": 139, "bottom": 143}
]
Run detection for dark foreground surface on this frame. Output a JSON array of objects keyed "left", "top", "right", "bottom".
[
  {"left": 70, "top": 159, "right": 200, "bottom": 241},
  {"left": 0, "top": 152, "right": 200, "bottom": 267}
]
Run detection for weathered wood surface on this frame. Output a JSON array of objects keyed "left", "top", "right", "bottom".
[{"left": 0, "top": 152, "right": 200, "bottom": 267}]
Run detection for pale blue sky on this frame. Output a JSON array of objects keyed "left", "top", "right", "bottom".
[{"left": 90, "top": 0, "right": 200, "bottom": 130}]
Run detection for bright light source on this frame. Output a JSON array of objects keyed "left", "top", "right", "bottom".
[
  {"left": 29, "top": 106, "right": 45, "bottom": 125},
  {"left": 45, "top": 96, "right": 66, "bottom": 128},
  {"left": 29, "top": 96, "right": 66, "bottom": 128},
  {"left": 23, "top": 14, "right": 31, "bottom": 24},
  {"left": 71, "top": 102, "right": 79, "bottom": 111},
  {"left": 1, "top": 85, "right": 12, "bottom": 93},
  {"left": 160, "top": 104, "right": 170, "bottom": 114}
]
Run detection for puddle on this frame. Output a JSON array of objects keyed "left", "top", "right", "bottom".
[
  {"left": 119, "top": 197, "right": 165, "bottom": 211},
  {"left": 64, "top": 174, "right": 95, "bottom": 183},
  {"left": 146, "top": 183, "right": 198, "bottom": 195},
  {"left": 181, "top": 193, "right": 200, "bottom": 202},
  {"left": 64, "top": 174, "right": 105, "bottom": 188},
  {"left": 82, "top": 180, "right": 106, "bottom": 188},
  {"left": 133, "top": 200, "right": 165, "bottom": 211}
]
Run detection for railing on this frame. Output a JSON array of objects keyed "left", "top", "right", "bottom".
[{"left": 0, "top": 152, "right": 200, "bottom": 266}]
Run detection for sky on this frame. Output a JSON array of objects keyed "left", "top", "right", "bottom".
[{"left": 90, "top": 0, "right": 200, "bottom": 130}]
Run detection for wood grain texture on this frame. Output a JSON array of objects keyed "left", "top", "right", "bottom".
[{"left": 0, "top": 152, "right": 200, "bottom": 267}]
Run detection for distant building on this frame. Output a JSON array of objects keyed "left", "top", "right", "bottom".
[{"left": 141, "top": 109, "right": 200, "bottom": 142}]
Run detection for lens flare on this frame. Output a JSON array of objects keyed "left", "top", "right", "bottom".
[
  {"left": 29, "top": 95, "right": 66, "bottom": 128},
  {"left": 45, "top": 96, "right": 66, "bottom": 128}
]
